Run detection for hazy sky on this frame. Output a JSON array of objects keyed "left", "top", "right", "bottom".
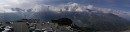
[
  {"left": 44, "top": 0, "right": 130, "bottom": 11},
  {"left": 0, "top": 0, "right": 130, "bottom": 12}
]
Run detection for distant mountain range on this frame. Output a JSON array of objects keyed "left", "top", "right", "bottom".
[
  {"left": 0, "top": 3, "right": 130, "bottom": 31},
  {"left": 32, "top": 3, "right": 130, "bottom": 30}
]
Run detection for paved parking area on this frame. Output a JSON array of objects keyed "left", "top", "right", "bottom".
[
  {"left": 12, "top": 22, "right": 29, "bottom": 32},
  {"left": 1, "top": 22, "right": 73, "bottom": 32},
  {"left": 36, "top": 23, "right": 73, "bottom": 32}
]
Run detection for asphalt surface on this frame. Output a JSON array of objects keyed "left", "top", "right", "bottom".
[
  {"left": 1, "top": 22, "right": 130, "bottom": 32},
  {"left": 3, "top": 22, "right": 73, "bottom": 32},
  {"left": 12, "top": 22, "right": 29, "bottom": 32},
  {"left": 35, "top": 23, "right": 73, "bottom": 32}
]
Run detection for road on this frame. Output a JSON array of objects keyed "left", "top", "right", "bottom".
[
  {"left": 12, "top": 22, "right": 29, "bottom": 32},
  {"left": 3, "top": 22, "right": 73, "bottom": 32},
  {"left": 1, "top": 22, "right": 129, "bottom": 32},
  {"left": 36, "top": 23, "right": 73, "bottom": 32}
]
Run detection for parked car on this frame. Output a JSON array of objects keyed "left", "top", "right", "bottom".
[
  {"left": 42, "top": 28, "right": 54, "bottom": 32},
  {"left": 33, "top": 29, "right": 41, "bottom": 32},
  {"left": 1, "top": 26, "right": 14, "bottom": 32}
]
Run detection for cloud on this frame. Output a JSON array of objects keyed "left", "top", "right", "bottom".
[
  {"left": 0, "top": 7, "right": 18, "bottom": 13},
  {"left": 0, "top": 0, "right": 129, "bottom": 17},
  {"left": 0, "top": 0, "right": 39, "bottom": 8},
  {"left": 0, "top": 0, "right": 41, "bottom": 13},
  {"left": 28, "top": 3, "right": 130, "bottom": 20}
]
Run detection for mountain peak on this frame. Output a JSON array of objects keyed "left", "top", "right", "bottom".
[{"left": 87, "top": 5, "right": 93, "bottom": 10}]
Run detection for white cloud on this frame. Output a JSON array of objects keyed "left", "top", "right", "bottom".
[
  {"left": 0, "top": 0, "right": 41, "bottom": 9},
  {"left": 0, "top": 7, "right": 17, "bottom": 13},
  {"left": 0, "top": 0, "right": 42, "bottom": 13},
  {"left": 0, "top": 0, "right": 129, "bottom": 16}
]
